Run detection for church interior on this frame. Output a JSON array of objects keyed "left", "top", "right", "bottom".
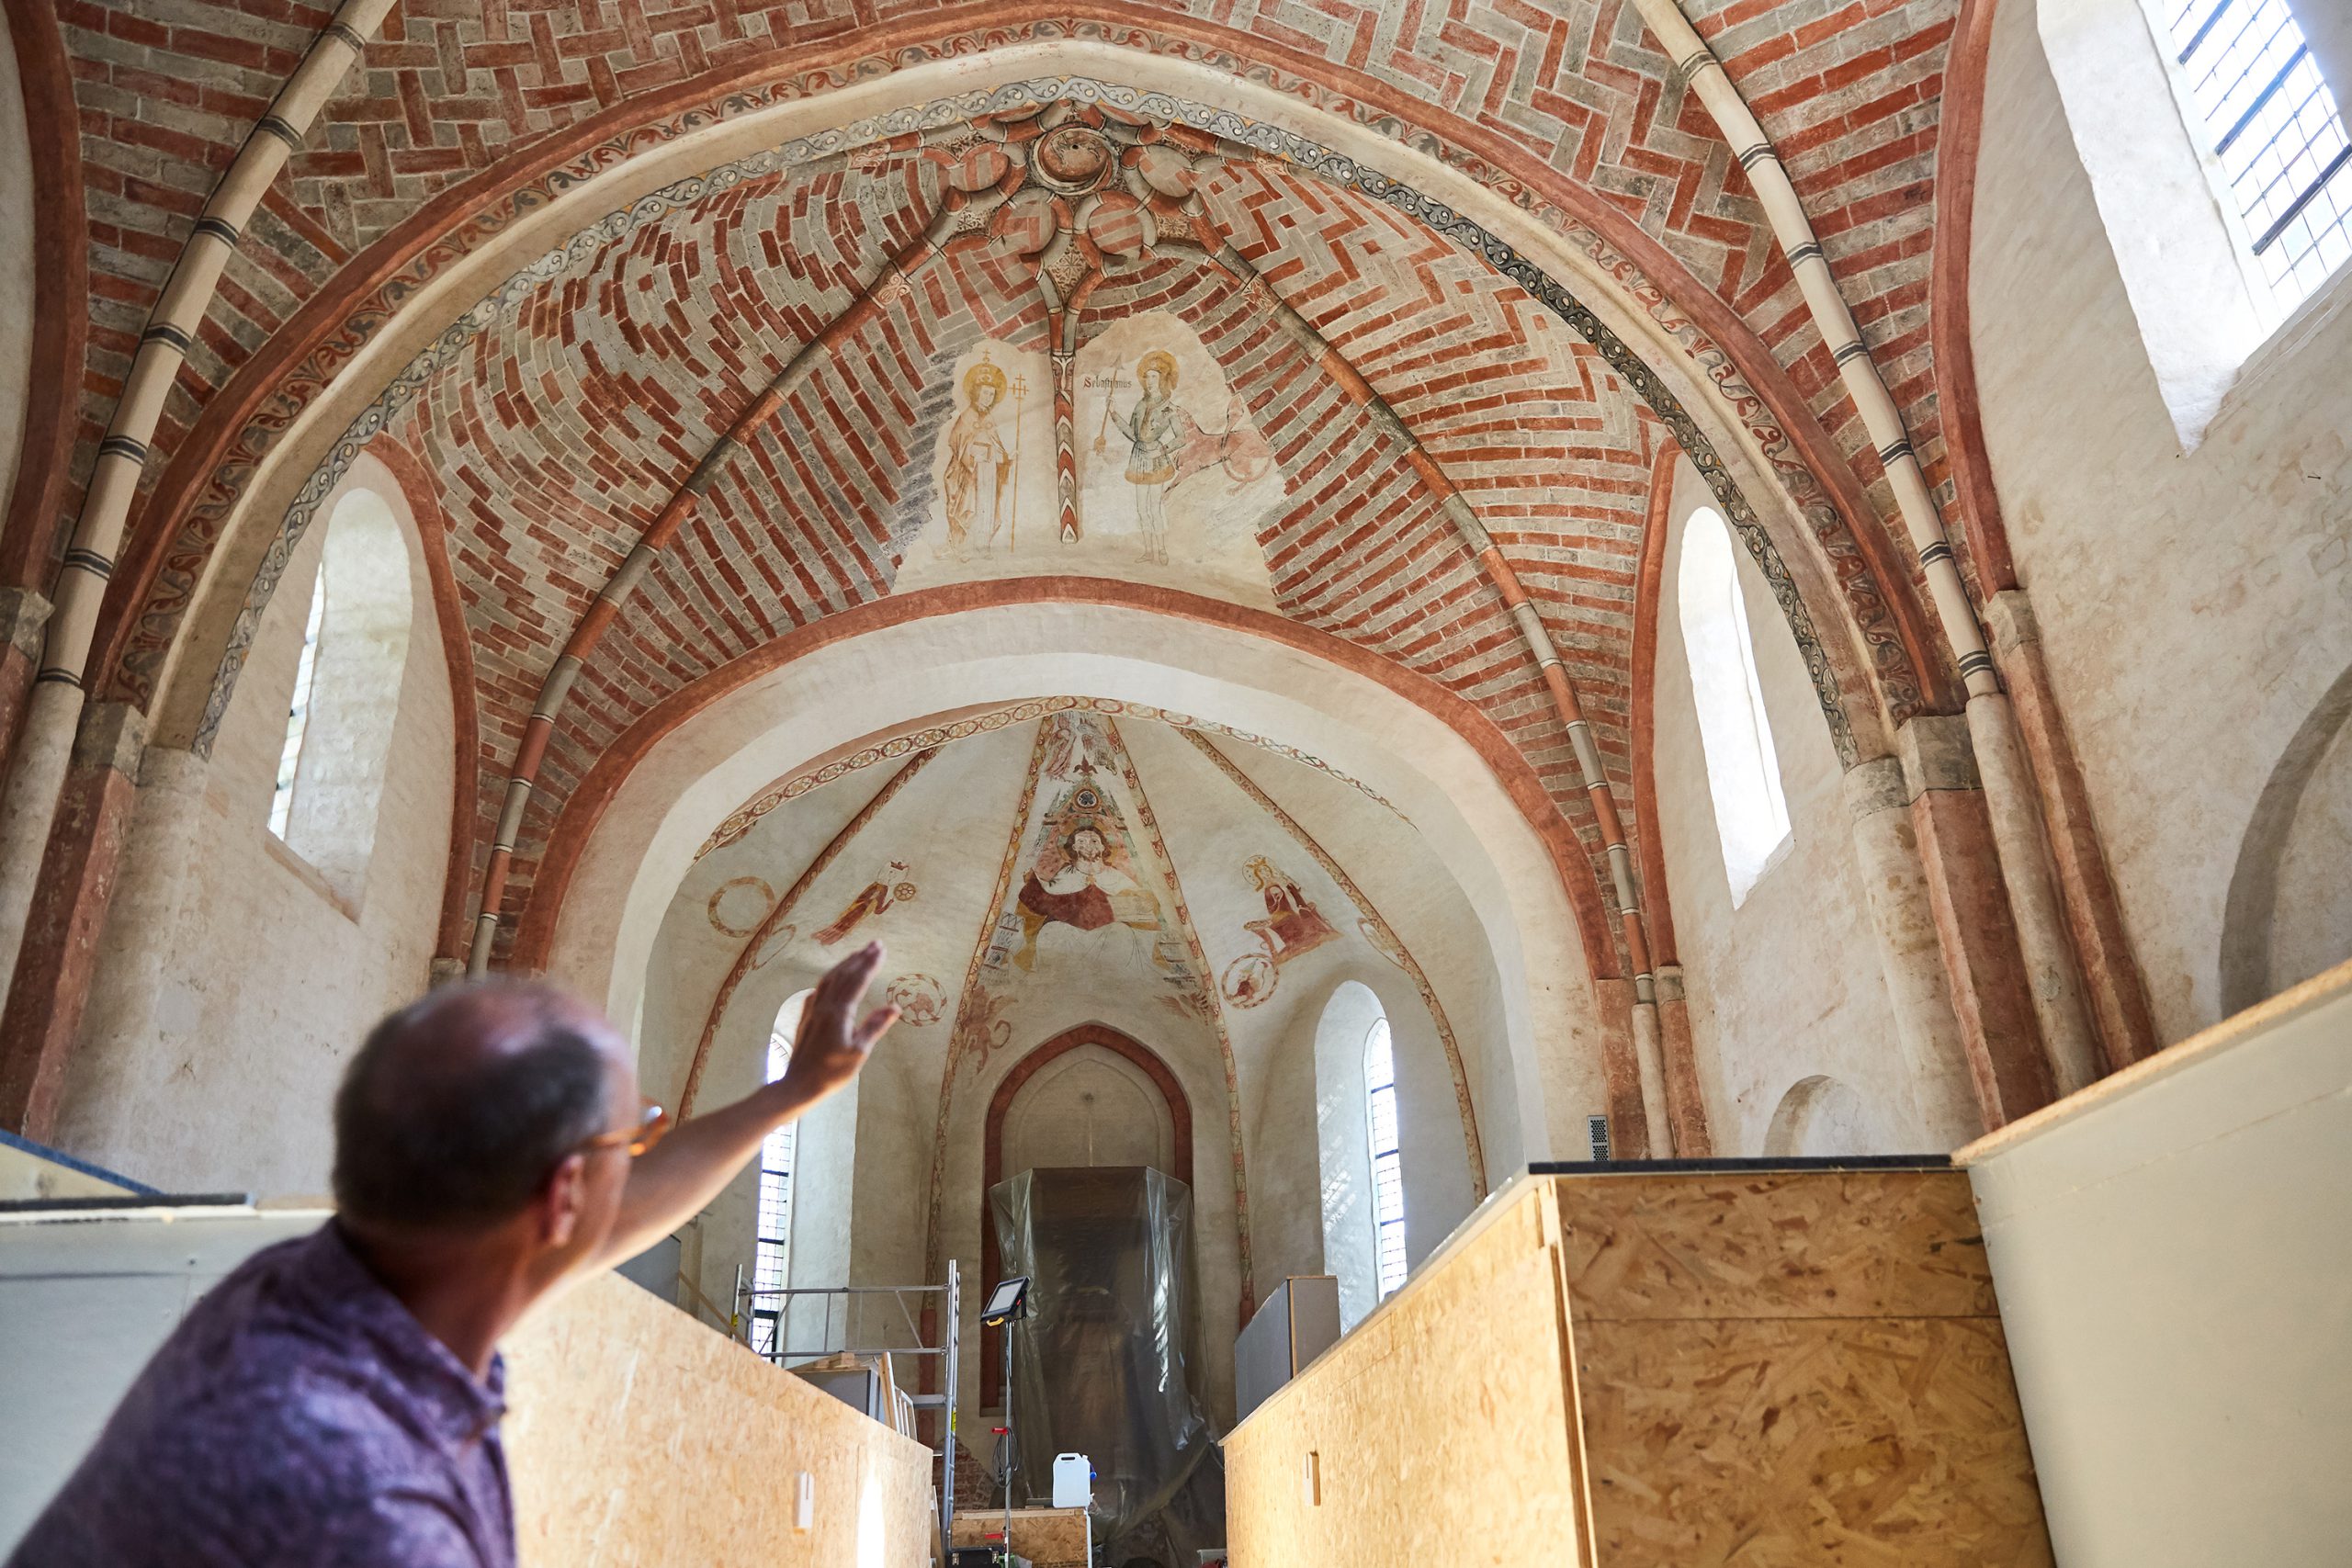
[{"left": 0, "top": 0, "right": 2348, "bottom": 1562}]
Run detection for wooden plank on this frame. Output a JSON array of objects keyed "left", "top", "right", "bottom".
[
  {"left": 1575, "top": 1315, "right": 2052, "bottom": 1567},
  {"left": 949, "top": 1506, "right": 1090, "bottom": 1565},
  {"left": 1554, "top": 1171, "right": 1996, "bottom": 1321},
  {"left": 1226, "top": 1185, "right": 1584, "bottom": 1567},
  {"left": 503, "top": 1273, "right": 934, "bottom": 1568}
]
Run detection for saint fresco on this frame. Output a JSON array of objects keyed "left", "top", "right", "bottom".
[{"left": 894, "top": 314, "right": 1285, "bottom": 605}]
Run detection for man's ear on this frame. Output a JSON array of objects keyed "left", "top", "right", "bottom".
[{"left": 538, "top": 1152, "right": 589, "bottom": 1248}]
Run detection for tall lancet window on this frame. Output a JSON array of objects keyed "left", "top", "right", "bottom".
[
  {"left": 1365, "top": 1016, "right": 1408, "bottom": 1299},
  {"left": 2155, "top": 0, "right": 2351, "bottom": 310},
  {"left": 750, "top": 987, "right": 811, "bottom": 1357},
  {"left": 267, "top": 565, "right": 327, "bottom": 839},
  {"left": 1678, "top": 508, "right": 1792, "bottom": 908}
]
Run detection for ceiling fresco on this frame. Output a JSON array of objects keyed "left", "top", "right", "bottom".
[
  {"left": 645, "top": 701, "right": 1499, "bottom": 1320},
  {"left": 21, "top": 0, "right": 1973, "bottom": 991}
]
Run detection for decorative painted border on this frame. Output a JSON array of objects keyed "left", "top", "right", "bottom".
[
  {"left": 1180, "top": 726, "right": 1487, "bottom": 1199},
  {"left": 183, "top": 73, "right": 1899, "bottom": 759},
  {"left": 694, "top": 694, "right": 1402, "bottom": 861},
  {"left": 922, "top": 718, "right": 1055, "bottom": 1286},
  {"left": 1101, "top": 714, "right": 1255, "bottom": 1316}
]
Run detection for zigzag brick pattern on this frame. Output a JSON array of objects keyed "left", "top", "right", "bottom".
[
  {"left": 372, "top": 149, "right": 1659, "bottom": 954},
  {"left": 54, "top": 0, "right": 1962, "bottom": 624}
]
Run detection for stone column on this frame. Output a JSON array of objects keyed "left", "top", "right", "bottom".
[
  {"left": 1984, "top": 590, "right": 2158, "bottom": 1071},
  {"left": 1900, "top": 716, "right": 2057, "bottom": 1129},
  {"left": 1629, "top": 997, "right": 1674, "bottom": 1157},
  {"left": 1842, "top": 757, "right": 1984, "bottom": 1149},
  {"left": 1589, "top": 976, "right": 1652, "bottom": 1158},
  {"left": 0, "top": 701, "right": 144, "bottom": 1138},
  {"left": 1653, "top": 964, "right": 1713, "bottom": 1156},
  {"left": 51, "top": 747, "right": 209, "bottom": 1163}
]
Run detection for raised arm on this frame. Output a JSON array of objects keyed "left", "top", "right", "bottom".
[{"left": 590, "top": 942, "right": 898, "bottom": 1272}]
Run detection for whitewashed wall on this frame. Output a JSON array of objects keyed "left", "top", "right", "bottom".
[
  {"left": 1650, "top": 454, "right": 1908, "bottom": 1155},
  {"left": 1972, "top": 0, "right": 2352, "bottom": 1042},
  {"left": 55, "top": 459, "right": 454, "bottom": 1196}
]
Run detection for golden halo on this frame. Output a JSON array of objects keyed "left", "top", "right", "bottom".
[
  {"left": 1134, "top": 350, "right": 1178, "bottom": 391},
  {"left": 963, "top": 361, "right": 1009, "bottom": 400}
]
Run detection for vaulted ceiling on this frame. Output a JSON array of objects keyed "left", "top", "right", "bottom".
[
  {"left": 646, "top": 702, "right": 1499, "bottom": 1291},
  {"left": 18, "top": 0, "right": 1977, "bottom": 978}
]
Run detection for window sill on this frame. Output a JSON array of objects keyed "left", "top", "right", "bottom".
[
  {"left": 2208, "top": 265, "right": 2352, "bottom": 438},
  {"left": 262, "top": 831, "right": 361, "bottom": 924}
]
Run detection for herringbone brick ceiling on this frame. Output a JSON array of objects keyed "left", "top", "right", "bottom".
[{"left": 51, "top": 0, "right": 1962, "bottom": 951}]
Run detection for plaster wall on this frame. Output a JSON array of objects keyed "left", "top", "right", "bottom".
[
  {"left": 2267, "top": 714, "right": 2352, "bottom": 997},
  {"left": 544, "top": 604, "right": 1606, "bottom": 1168},
  {"left": 55, "top": 459, "right": 454, "bottom": 1195},
  {"left": 1649, "top": 456, "right": 1911, "bottom": 1153},
  {"left": 0, "top": 4, "right": 30, "bottom": 518},
  {"left": 1972, "top": 0, "right": 2352, "bottom": 1043},
  {"left": 1960, "top": 957, "right": 2352, "bottom": 1568}
]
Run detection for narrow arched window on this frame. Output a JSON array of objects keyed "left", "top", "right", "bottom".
[
  {"left": 1364, "top": 1016, "right": 1408, "bottom": 1299},
  {"left": 263, "top": 485, "right": 414, "bottom": 903},
  {"left": 2154, "top": 0, "right": 2350, "bottom": 310},
  {"left": 750, "top": 987, "right": 810, "bottom": 1356},
  {"left": 267, "top": 565, "right": 327, "bottom": 839},
  {"left": 1678, "top": 508, "right": 1792, "bottom": 908}
]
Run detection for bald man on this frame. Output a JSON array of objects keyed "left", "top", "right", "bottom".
[{"left": 6, "top": 943, "right": 899, "bottom": 1568}]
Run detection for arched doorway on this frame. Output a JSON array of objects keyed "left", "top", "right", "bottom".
[{"left": 980, "top": 1022, "right": 1192, "bottom": 1399}]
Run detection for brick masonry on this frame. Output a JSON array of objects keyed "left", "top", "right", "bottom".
[
  {"left": 50, "top": 0, "right": 1963, "bottom": 592},
  {"left": 30, "top": 0, "right": 1973, "bottom": 967},
  {"left": 356, "top": 148, "right": 1668, "bottom": 957}
]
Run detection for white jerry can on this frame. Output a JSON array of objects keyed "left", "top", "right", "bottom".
[{"left": 1051, "top": 1452, "right": 1092, "bottom": 1509}]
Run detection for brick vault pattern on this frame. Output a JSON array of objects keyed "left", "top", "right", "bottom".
[
  {"left": 60, "top": 0, "right": 1962, "bottom": 702},
  {"left": 177, "top": 82, "right": 1900, "bottom": 749},
  {"left": 393, "top": 146, "right": 1673, "bottom": 956},
  {"left": 139, "top": 82, "right": 1935, "bottom": 966}
]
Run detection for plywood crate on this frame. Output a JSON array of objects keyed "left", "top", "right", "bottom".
[{"left": 1225, "top": 1167, "right": 2053, "bottom": 1567}]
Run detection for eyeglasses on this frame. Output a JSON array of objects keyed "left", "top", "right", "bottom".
[{"left": 578, "top": 1099, "right": 671, "bottom": 1159}]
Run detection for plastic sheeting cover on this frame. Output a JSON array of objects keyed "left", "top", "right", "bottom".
[{"left": 989, "top": 1166, "right": 1226, "bottom": 1567}]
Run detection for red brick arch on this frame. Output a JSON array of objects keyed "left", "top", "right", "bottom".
[
  {"left": 506, "top": 576, "right": 1626, "bottom": 983},
  {"left": 978, "top": 1021, "right": 1192, "bottom": 1398}
]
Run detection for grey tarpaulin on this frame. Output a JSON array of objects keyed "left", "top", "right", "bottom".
[{"left": 989, "top": 1166, "right": 1226, "bottom": 1566}]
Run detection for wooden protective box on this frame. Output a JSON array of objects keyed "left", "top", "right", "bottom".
[{"left": 1225, "top": 1166, "right": 2053, "bottom": 1567}]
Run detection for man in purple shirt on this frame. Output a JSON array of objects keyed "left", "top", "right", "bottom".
[{"left": 7, "top": 942, "right": 900, "bottom": 1568}]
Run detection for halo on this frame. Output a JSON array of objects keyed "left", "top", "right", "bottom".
[
  {"left": 1134, "top": 349, "right": 1179, "bottom": 391},
  {"left": 963, "top": 360, "right": 1009, "bottom": 400}
]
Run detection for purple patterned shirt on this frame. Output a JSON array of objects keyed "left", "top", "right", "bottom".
[{"left": 8, "top": 1224, "right": 514, "bottom": 1568}]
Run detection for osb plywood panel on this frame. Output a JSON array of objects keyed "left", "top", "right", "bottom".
[
  {"left": 1226, "top": 1187, "right": 1589, "bottom": 1568},
  {"left": 1553, "top": 1172, "right": 1996, "bottom": 1321},
  {"left": 503, "top": 1273, "right": 934, "bottom": 1568},
  {"left": 950, "top": 1506, "right": 1090, "bottom": 1565},
  {"left": 1576, "top": 1316, "right": 2053, "bottom": 1568}
]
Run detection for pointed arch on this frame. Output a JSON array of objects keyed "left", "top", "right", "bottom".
[{"left": 979, "top": 1021, "right": 1192, "bottom": 1398}]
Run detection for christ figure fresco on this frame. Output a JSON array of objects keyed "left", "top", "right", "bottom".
[{"left": 1014, "top": 823, "right": 1164, "bottom": 980}]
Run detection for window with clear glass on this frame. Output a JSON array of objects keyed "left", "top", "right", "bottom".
[
  {"left": 2157, "top": 0, "right": 2352, "bottom": 309},
  {"left": 1678, "top": 508, "right": 1792, "bottom": 908},
  {"left": 749, "top": 988, "right": 809, "bottom": 1357},
  {"left": 267, "top": 564, "right": 327, "bottom": 840},
  {"left": 1364, "top": 1017, "right": 1408, "bottom": 1299}
]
